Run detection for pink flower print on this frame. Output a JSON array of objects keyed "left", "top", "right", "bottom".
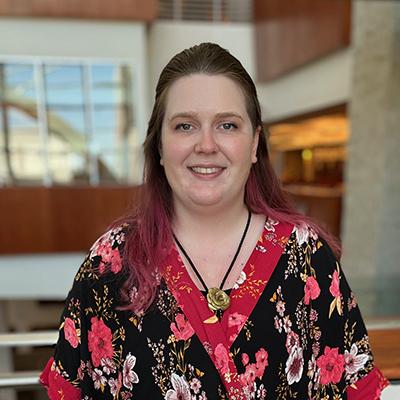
[
  {"left": 276, "top": 300, "right": 285, "bottom": 316},
  {"left": 304, "top": 276, "right": 321, "bottom": 305},
  {"left": 122, "top": 353, "right": 139, "bottom": 390},
  {"left": 285, "top": 331, "right": 300, "bottom": 354},
  {"left": 77, "top": 360, "right": 85, "bottom": 381},
  {"left": 310, "top": 308, "right": 318, "bottom": 322},
  {"left": 228, "top": 312, "right": 246, "bottom": 328},
  {"left": 96, "top": 241, "right": 112, "bottom": 273},
  {"left": 88, "top": 317, "right": 114, "bottom": 367},
  {"left": 96, "top": 240, "right": 122, "bottom": 274},
  {"left": 214, "top": 343, "right": 230, "bottom": 375},
  {"left": 170, "top": 313, "right": 194, "bottom": 341},
  {"left": 283, "top": 315, "right": 292, "bottom": 333},
  {"left": 285, "top": 346, "right": 304, "bottom": 385},
  {"left": 64, "top": 317, "right": 79, "bottom": 348},
  {"left": 165, "top": 373, "right": 191, "bottom": 400},
  {"left": 274, "top": 316, "right": 283, "bottom": 333},
  {"left": 255, "top": 348, "right": 269, "bottom": 374},
  {"left": 109, "top": 248, "right": 122, "bottom": 273},
  {"left": 121, "top": 392, "right": 133, "bottom": 400},
  {"left": 243, "top": 363, "right": 258, "bottom": 386},
  {"left": 329, "top": 270, "right": 341, "bottom": 298},
  {"left": 190, "top": 378, "right": 201, "bottom": 394},
  {"left": 242, "top": 353, "right": 250, "bottom": 366},
  {"left": 312, "top": 342, "right": 320, "bottom": 357},
  {"left": 316, "top": 346, "right": 345, "bottom": 385},
  {"left": 108, "top": 374, "right": 122, "bottom": 397}
]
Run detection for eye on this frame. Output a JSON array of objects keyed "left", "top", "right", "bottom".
[
  {"left": 220, "top": 122, "right": 238, "bottom": 131},
  {"left": 175, "top": 123, "right": 193, "bottom": 132}
]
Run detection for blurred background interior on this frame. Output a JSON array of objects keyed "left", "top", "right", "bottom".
[{"left": 0, "top": 0, "right": 399, "bottom": 398}]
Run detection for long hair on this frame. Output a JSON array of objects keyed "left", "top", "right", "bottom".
[{"left": 118, "top": 43, "right": 340, "bottom": 313}]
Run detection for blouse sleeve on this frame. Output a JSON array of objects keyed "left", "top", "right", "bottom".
[
  {"left": 39, "top": 255, "right": 89, "bottom": 400},
  {"left": 40, "top": 224, "right": 128, "bottom": 399},
  {"left": 310, "top": 238, "right": 389, "bottom": 400}
]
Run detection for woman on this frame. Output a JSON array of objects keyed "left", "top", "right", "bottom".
[{"left": 41, "top": 43, "right": 388, "bottom": 399}]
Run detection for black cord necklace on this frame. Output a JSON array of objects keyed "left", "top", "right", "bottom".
[{"left": 173, "top": 210, "right": 251, "bottom": 316}]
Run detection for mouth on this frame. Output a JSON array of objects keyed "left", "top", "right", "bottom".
[{"left": 189, "top": 166, "right": 225, "bottom": 176}]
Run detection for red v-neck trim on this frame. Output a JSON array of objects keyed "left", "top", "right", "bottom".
[{"left": 162, "top": 218, "right": 293, "bottom": 399}]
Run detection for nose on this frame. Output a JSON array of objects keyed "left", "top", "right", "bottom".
[{"left": 194, "top": 128, "right": 219, "bottom": 153}]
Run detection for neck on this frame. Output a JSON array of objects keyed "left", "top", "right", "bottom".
[{"left": 172, "top": 201, "right": 249, "bottom": 240}]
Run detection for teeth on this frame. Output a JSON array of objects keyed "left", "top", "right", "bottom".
[{"left": 191, "top": 167, "right": 221, "bottom": 174}]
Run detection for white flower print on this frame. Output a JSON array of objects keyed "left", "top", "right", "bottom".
[
  {"left": 122, "top": 353, "right": 139, "bottom": 390},
  {"left": 257, "top": 383, "right": 267, "bottom": 399},
  {"left": 274, "top": 316, "right": 283, "bottom": 333},
  {"left": 108, "top": 376, "right": 120, "bottom": 396},
  {"left": 101, "top": 357, "right": 116, "bottom": 375},
  {"left": 285, "top": 346, "right": 304, "bottom": 385},
  {"left": 198, "top": 392, "right": 207, "bottom": 400},
  {"left": 165, "top": 373, "right": 191, "bottom": 400},
  {"left": 294, "top": 224, "right": 309, "bottom": 246},
  {"left": 233, "top": 271, "right": 247, "bottom": 289},
  {"left": 344, "top": 344, "right": 370, "bottom": 375},
  {"left": 265, "top": 218, "right": 279, "bottom": 232},
  {"left": 92, "top": 368, "right": 107, "bottom": 390}
]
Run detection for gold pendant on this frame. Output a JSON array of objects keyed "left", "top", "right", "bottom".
[{"left": 207, "top": 287, "right": 230, "bottom": 313}]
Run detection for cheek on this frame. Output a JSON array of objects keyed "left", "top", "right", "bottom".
[{"left": 162, "top": 138, "right": 192, "bottom": 166}]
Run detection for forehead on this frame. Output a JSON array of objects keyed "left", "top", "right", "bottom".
[{"left": 164, "top": 74, "right": 248, "bottom": 118}]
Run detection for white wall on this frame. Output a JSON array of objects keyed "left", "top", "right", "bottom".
[
  {"left": 257, "top": 48, "right": 352, "bottom": 122},
  {"left": 148, "top": 20, "right": 256, "bottom": 102}
]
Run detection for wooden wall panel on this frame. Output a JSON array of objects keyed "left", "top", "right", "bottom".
[
  {"left": 0, "top": 0, "right": 157, "bottom": 21},
  {"left": 254, "top": 0, "right": 351, "bottom": 81},
  {"left": 0, "top": 186, "right": 141, "bottom": 254},
  {"left": 369, "top": 328, "right": 400, "bottom": 380}
]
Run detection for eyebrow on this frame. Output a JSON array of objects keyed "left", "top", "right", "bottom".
[{"left": 168, "top": 111, "right": 244, "bottom": 122}]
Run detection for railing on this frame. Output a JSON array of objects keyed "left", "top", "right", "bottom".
[
  {"left": 158, "top": 0, "right": 253, "bottom": 22},
  {"left": 0, "top": 331, "right": 57, "bottom": 389}
]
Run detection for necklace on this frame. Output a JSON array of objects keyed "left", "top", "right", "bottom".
[{"left": 173, "top": 210, "right": 251, "bottom": 316}]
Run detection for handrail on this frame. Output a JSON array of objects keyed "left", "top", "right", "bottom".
[
  {"left": 0, "top": 331, "right": 57, "bottom": 389},
  {"left": 0, "top": 330, "right": 57, "bottom": 348},
  {"left": 0, "top": 371, "right": 41, "bottom": 388}
]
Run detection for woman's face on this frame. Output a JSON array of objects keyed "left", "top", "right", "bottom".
[{"left": 160, "top": 74, "right": 259, "bottom": 213}]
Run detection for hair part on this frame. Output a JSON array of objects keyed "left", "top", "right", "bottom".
[{"left": 115, "top": 42, "right": 340, "bottom": 314}]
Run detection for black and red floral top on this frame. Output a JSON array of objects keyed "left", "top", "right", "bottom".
[{"left": 40, "top": 218, "right": 388, "bottom": 399}]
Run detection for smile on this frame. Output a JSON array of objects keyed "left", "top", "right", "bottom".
[{"left": 189, "top": 166, "right": 224, "bottom": 175}]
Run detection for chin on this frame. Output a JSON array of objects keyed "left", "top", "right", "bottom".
[{"left": 188, "top": 193, "right": 224, "bottom": 208}]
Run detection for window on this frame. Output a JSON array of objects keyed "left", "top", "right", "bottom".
[{"left": 0, "top": 60, "right": 138, "bottom": 185}]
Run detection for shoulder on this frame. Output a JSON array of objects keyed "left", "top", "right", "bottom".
[
  {"left": 88, "top": 223, "right": 130, "bottom": 274},
  {"left": 73, "top": 223, "right": 131, "bottom": 289},
  {"left": 292, "top": 223, "right": 319, "bottom": 248},
  {"left": 291, "top": 222, "right": 336, "bottom": 261}
]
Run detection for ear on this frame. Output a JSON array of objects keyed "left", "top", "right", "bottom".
[{"left": 251, "top": 125, "right": 261, "bottom": 164}]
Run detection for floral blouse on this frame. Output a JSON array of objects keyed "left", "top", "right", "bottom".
[{"left": 40, "top": 218, "right": 388, "bottom": 399}]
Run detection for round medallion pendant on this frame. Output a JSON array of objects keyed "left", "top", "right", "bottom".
[{"left": 207, "top": 287, "right": 230, "bottom": 313}]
